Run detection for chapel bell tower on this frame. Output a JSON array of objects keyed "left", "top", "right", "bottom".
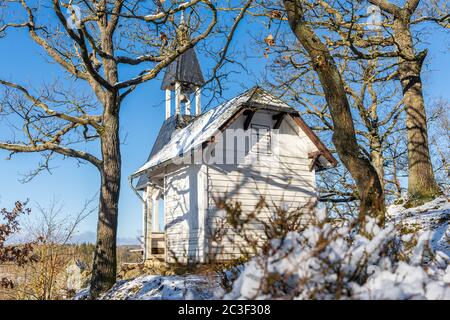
[{"left": 161, "top": 14, "right": 205, "bottom": 119}]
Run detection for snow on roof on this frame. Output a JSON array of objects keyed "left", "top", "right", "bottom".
[
  {"left": 135, "top": 114, "right": 193, "bottom": 189},
  {"left": 131, "top": 87, "right": 298, "bottom": 179},
  {"left": 132, "top": 87, "right": 312, "bottom": 182}
]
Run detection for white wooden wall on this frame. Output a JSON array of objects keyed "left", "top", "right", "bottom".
[
  {"left": 205, "top": 111, "right": 318, "bottom": 261},
  {"left": 164, "top": 165, "right": 207, "bottom": 263}
]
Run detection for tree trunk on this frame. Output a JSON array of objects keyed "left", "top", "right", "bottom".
[
  {"left": 89, "top": 94, "right": 121, "bottom": 298},
  {"left": 391, "top": 153, "right": 402, "bottom": 197},
  {"left": 283, "top": 0, "right": 385, "bottom": 223},
  {"left": 366, "top": 57, "right": 385, "bottom": 193},
  {"left": 393, "top": 17, "right": 441, "bottom": 201},
  {"left": 370, "top": 136, "right": 385, "bottom": 192},
  {"left": 88, "top": 27, "right": 122, "bottom": 298}
]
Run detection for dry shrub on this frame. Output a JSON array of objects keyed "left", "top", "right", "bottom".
[{"left": 0, "top": 201, "right": 38, "bottom": 293}]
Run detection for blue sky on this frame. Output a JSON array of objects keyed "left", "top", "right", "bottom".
[
  {"left": 0, "top": 9, "right": 265, "bottom": 242},
  {"left": 0, "top": 7, "right": 448, "bottom": 242}
]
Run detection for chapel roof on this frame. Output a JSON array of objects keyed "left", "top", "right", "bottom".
[{"left": 131, "top": 87, "right": 337, "bottom": 189}]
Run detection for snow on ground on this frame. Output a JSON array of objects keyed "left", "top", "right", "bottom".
[
  {"left": 98, "top": 275, "right": 224, "bottom": 300},
  {"left": 77, "top": 197, "right": 449, "bottom": 300},
  {"left": 387, "top": 196, "right": 449, "bottom": 256}
]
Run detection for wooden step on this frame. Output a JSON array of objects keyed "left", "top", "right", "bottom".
[{"left": 148, "top": 254, "right": 165, "bottom": 261}]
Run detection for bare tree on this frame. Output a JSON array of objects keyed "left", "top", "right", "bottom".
[
  {"left": 427, "top": 98, "right": 450, "bottom": 193},
  {"left": 298, "top": 0, "right": 448, "bottom": 202},
  {"left": 364, "top": 0, "right": 444, "bottom": 202},
  {"left": 0, "top": 0, "right": 242, "bottom": 296},
  {"left": 279, "top": 0, "right": 385, "bottom": 223},
  {"left": 14, "top": 196, "right": 95, "bottom": 300}
]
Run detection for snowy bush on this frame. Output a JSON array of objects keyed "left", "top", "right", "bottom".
[
  {"left": 225, "top": 197, "right": 449, "bottom": 300},
  {"left": 89, "top": 198, "right": 448, "bottom": 300}
]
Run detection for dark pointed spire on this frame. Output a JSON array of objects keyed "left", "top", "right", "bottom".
[{"left": 161, "top": 13, "right": 205, "bottom": 94}]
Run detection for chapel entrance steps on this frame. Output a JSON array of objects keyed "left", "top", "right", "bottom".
[
  {"left": 127, "top": 232, "right": 166, "bottom": 264},
  {"left": 149, "top": 232, "right": 166, "bottom": 260}
]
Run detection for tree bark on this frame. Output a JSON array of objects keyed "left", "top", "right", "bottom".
[
  {"left": 89, "top": 94, "right": 121, "bottom": 298},
  {"left": 392, "top": 16, "right": 441, "bottom": 201},
  {"left": 283, "top": 0, "right": 385, "bottom": 223},
  {"left": 391, "top": 153, "right": 403, "bottom": 197},
  {"left": 90, "top": 29, "right": 121, "bottom": 297},
  {"left": 366, "top": 57, "right": 385, "bottom": 193},
  {"left": 370, "top": 136, "right": 385, "bottom": 192}
]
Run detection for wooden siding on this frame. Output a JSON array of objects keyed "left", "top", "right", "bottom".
[{"left": 205, "top": 110, "right": 318, "bottom": 261}]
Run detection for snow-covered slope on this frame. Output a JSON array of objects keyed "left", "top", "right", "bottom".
[
  {"left": 387, "top": 197, "right": 449, "bottom": 256},
  {"left": 97, "top": 275, "right": 224, "bottom": 300},
  {"left": 82, "top": 197, "right": 449, "bottom": 300}
]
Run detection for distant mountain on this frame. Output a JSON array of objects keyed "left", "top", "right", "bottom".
[{"left": 71, "top": 231, "right": 140, "bottom": 245}]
